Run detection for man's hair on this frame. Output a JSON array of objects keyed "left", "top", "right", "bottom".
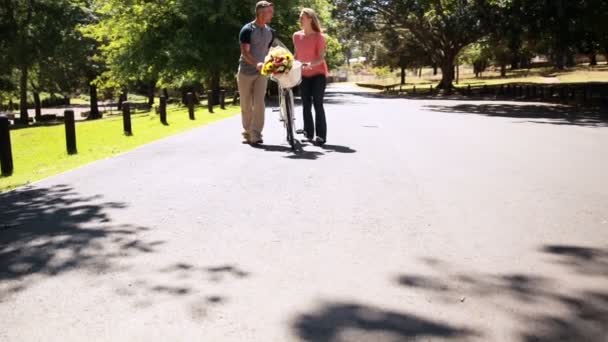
[{"left": 256, "top": 1, "right": 273, "bottom": 15}]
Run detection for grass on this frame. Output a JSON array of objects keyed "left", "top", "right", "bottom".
[
  {"left": 0, "top": 104, "right": 239, "bottom": 192},
  {"left": 355, "top": 64, "right": 608, "bottom": 90}
]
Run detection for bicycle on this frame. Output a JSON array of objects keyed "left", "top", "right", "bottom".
[{"left": 270, "top": 57, "right": 302, "bottom": 150}]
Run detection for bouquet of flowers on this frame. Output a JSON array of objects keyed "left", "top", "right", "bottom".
[{"left": 261, "top": 47, "right": 294, "bottom": 76}]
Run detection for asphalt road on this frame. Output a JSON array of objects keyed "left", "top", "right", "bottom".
[{"left": 1, "top": 84, "right": 607, "bottom": 341}]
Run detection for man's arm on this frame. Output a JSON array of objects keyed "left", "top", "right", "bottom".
[
  {"left": 240, "top": 43, "right": 263, "bottom": 70},
  {"left": 239, "top": 24, "right": 263, "bottom": 71}
]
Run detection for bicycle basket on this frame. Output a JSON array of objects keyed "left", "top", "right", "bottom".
[{"left": 271, "top": 61, "right": 302, "bottom": 89}]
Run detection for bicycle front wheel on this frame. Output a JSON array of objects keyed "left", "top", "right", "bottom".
[{"left": 283, "top": 89, "right": 296, "bottom": 150}]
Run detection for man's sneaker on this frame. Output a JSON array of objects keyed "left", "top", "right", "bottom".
[{"left": 250, "top": 138, "right": 264, "bottom": 145}]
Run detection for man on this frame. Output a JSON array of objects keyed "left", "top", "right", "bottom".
[{"left": 238, "top": 1, "right": 275, "bottom": 145}]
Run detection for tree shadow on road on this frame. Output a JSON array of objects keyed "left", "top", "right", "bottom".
[
  {"left": 113, "top": 261, "right": 251, "bottom": 319},
  {"left": 423, "top": 103, "right": 607, "bottom": 127},
  {"left": 393, "top": 245, "right": 608, "bottom": 342},
  {"left": 0, "top": 184, "right": 163, "bottom": 294},
  {"left": 293, "top": 301, "right": 478, "bottom": 341}
]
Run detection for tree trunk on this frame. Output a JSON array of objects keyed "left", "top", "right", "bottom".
[
  {"left": 566, "top": 52, "right": 575, "bottom": 67},
  {"left": 589, "top": 54, "right": 597, "bottom": 66},
  {"left": 456, "top": 65, "right": 460, "bottom": 84},
  {"left": 211, "top": 72, "right": 221, "bottom": 105},
  {"left": 147, "top": 83, "right": 155, "bottom": 106},
  {"left": 400, "top": 67, "right": 406, "bottom": 85},
  {"left": 432, "top": 64, "right": 438, "bottom": 75},
  {"left": 33, "top": 92, "right": 41, "bottom": 121},
  {"left": 181, "top": 89, "right": 187, "bottom": 105},
  {"left": 19, "top": 64, "right": 29, "bottom": 124},
  {"left": 88, "top": 83, "right": 101, "bottom": 120},
  {"left": 555, "top": 53, "right": 565, "bottom": 70},
  {"left": 437, "top": 57, "right": 456, "bottom": 91},
  {"left": 500, "top": 63, "right": 507, "bottom": 77},
  {"left": 162, "top": 88, "right": 169, "bottom": 99},
  {"left": 418, "top": 68, "right": 422, "bottom": 78}
]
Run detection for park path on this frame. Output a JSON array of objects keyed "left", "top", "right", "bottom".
[{"left": 1, "top": 84, "right": 607, "bottom": 341}]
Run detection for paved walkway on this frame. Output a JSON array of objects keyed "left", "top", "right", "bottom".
[{"left": 1, "top": 84, "right": 607, "bottom": 341}]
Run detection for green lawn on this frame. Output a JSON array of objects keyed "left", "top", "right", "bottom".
[
  {"left": 0, "top": 104, "right": 239, "bottom": 192},
  {"left": 356, "top": 64, "right": 608, "bottom": 90}
]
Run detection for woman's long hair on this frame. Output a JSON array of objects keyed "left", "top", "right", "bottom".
[{"left": 301, "top": 8, "right": 323, "bottom": 33}]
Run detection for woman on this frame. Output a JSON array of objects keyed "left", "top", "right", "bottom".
[{"left": 293, "top": 8, "right": 329, "bottom": 145}]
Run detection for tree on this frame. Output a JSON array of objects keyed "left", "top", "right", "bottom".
[
  {"left": 1, "top": 0, "right": 90, "bottom": 124},
  {"left": 349, "top": 0, "right": 499, "bottom": 90},
  {"left": 376, "top": 28, "right": 428, "bottom": 85}
]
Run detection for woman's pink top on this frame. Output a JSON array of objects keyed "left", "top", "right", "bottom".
[{"left": 293, "top": 31, "right": 329, "bottom": 77}]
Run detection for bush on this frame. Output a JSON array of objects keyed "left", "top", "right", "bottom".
[
  {"left": 351, "top": 63, "right": 365, "bottom": 75},
  {"left": 372, "top": 66, "right": 391, "bottom": 79},
  {"left": 41, "top": 95, "right": 70, "bottom": 108}
]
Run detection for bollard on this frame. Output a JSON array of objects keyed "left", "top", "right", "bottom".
[
  {"left": 0, "top": 117, "right": 13, "bottom": 176},
  {"left": 160, "top": 96, "right": 168, "bottom": 125},
  {"left": 483, "top": 85, "right": 487, "bottom": 95},
  {"left": 64, "top": 110, "right": 77, "bottom": 155},
  {"left": 118, "top": 91, "right": 127, "bottom": 111},
  {"left": 500, "top": 84, "right": 504, "bottom": 96},
  {"left": 220, "top": 89, "right": 226, "bottom": 109},
  {"left": 122, "top": 101, "right": 132, "bottom": 136},
  {"left": 187, "top": 92, "right": 195, "bottom": 120},
  {"left": 467, "top": 84, "right": 471, "bottom": 96},
  {"left": 207, "top": 90, "right": 214, "bottom": 113},
  {"left": 412, "top": 85, "right": 416, "bottom": 94}
]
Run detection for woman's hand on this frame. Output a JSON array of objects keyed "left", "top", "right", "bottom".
[{"left": 302, "top": 62, "right": 313, "bottom": 70}]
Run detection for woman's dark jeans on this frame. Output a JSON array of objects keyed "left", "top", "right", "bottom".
[{"left": 300, "top": 74, "right": 327, "bottom": 141}]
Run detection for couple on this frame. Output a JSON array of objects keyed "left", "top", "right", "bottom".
[{"left": 238, "top": 1, "right": 328, "bottom": 146}]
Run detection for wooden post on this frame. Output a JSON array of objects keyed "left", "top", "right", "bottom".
[
  {"left": 118, "top": 91, "right": 127, "bottom": 111},
  {"left": 220, "top": 89, "right": 226, "bottom": 109},
  {"left": 0, "top": 116, "right": 13, "bottom": 176},
  {"left": 159, "top": 96, "right": 168, "bottom": 125},
  {"left": 207, "top": 90, "right": 214, "bottom": 113},
  {"left": 122, "top": 101, "right": 132, "bottom": 136},
  {"left": 64, "top": 110, "right": 77, "bottom": 155},
  {"left": 187, "top": 92, "right": 195, "bottom": 120}
]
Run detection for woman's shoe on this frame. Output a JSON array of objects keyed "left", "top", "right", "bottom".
[{"left": 314, "top": 137, "right": 325, "bottom": 146}]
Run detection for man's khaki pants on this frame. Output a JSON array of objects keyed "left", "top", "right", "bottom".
[{"left": 237, "top": 72, "right": 268, "bottom": 141}]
